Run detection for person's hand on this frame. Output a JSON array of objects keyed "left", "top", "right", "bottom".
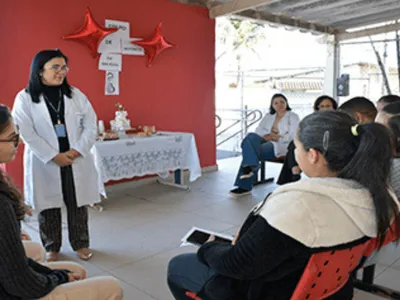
[
  {"left": 66, "top": 149, "right": 81, "bottom": 160},
  {"left": 270, "top": 133, "right": 281, "bottom": 142},
  {"left": 21, "top": 232, "right": 31, "bottom": 241},
  {"left": 263, "top": 134, "right": 272, "bottom": 141},
  {"left": 68, "top": 272, "right": 82, "bottom": 282},
  {"left": 206, "top": 235, "right": 216, "bottom": 243},
  {"left": 52, "top": 153, "right": 73, "bottom": 167}
]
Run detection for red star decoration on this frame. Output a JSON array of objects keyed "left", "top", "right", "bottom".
[
  {"left": 132, "top": 23, "right": 174, "bottom": 67},
  {"left": 63, "top": 7, "right": 118, "bottom": 58}
]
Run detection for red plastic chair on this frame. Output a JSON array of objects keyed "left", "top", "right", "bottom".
[
  {"left": 186, "top": 291, "right": 201, "bottom": 300},
  {"left": 364, "top": 221, "right": 398, "bottom": 258},
  {"left": 291, "top": 242, "right": 369, "bottom": 299},
  {"left": 186, "top": 242, "right": 369, "bottom": 300},
  {"left": 354, "top": 221, "right": 400, "bottom": 299}
]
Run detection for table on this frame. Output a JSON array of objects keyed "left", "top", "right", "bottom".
[{"left": 92, "top": 132, "right": 202, "bottom": 197}]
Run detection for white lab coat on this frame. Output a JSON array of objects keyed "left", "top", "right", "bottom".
[
  {"left": 254, "top": 111, "right": 300, "bottom": 157},
  {"left": 12, "top": 87, "right": 101, "bottom": 212}
]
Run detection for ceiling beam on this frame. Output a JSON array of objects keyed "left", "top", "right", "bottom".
[
  {"left": 327, "top": 6, "right": 400, "bottom": 27},
  {"left": 332, "top": 10, "right": 400, "bottom": 29},
  {"left": 209, "top": 0, "right": 277, "bottom": 19},
  {"left": 281, "top": 0, "right": 365, "bottom": 18},
  {"left": 295, "top": 0, "right": 393, "bottom": 20},
  {"left": 258, "top": 0, "right": 322, "bottom": 14},
  {"left": 336, "top": 22, "right": 400, "bottom": 41},
  {"left": 236, "top": 9, "right": 337, "bottom": 35}
]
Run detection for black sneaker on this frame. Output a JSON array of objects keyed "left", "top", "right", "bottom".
[
  {"left": 240, "top": 166, "right": 254, "bottom": 179},
  {"left": 229, "top": 187, "right": 251, "bottom": 197}
]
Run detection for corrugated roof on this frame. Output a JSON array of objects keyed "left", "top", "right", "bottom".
[
  {"left": 172, "top": 0, "right": 400, "bottom": 39},
  {"left": 271, "top": 79, "right": 324, "bottom": 91}
]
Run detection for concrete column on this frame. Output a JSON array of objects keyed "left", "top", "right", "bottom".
[{"left": 323, "top": 35, "right": 341, "bottom": 103}]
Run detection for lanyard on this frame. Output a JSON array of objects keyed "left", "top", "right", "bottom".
[{"left": 43, "top": 90, "right": 63, "bottom": 124}]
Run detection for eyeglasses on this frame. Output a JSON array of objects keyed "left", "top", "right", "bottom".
[
  {"left": 319, "top": 104, "right": 333, "bottom": 109},
  {"left": 0, "top": 133, "right": 20, "bottom": 148},
  {"left": 48, "top": 65, "right": 70, "bottom": 73}
]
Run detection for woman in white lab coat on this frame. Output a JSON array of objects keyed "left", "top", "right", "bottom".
[
  {"left": 12, "top": 49, "right": 100, "bottom": 262},
  {"left": 230, "top": 94, "right": 300, "bottom": 196}
]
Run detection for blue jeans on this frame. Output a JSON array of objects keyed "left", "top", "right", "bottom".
[
  {"left": 167, "top": 253, "right": 216, "bottom": 300},
  {"left": 234, "top": 133, "right": 276, "bottom": 191}
]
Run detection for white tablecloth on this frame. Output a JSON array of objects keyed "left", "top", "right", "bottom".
[{"left": 92, "top": 132, "right": 202, "bottom": 197}]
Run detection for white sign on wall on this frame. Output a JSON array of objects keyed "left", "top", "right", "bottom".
[
  {"left": 122, "top": 38, "right": 145, "bottom": 56},
  {"left": 99, "top": 53, "right": 122, "bottom": 72},
  {"left": 105, "top": 71, "right": 119, "bottom": 96},
  {"left": 98, "top": 20, "right": 130, "bottom": 54}
]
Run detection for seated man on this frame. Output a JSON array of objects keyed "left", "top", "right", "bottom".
[
  {"left": 376, "top": 94, "right": 400, "bottom": 112},
  {"left": 338, "top": 96, "right": 377, "bottom": 123}
]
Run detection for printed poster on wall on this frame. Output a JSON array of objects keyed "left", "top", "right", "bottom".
[
  {"left": 122, "top": 38, "right": 145, "bottom": 56},
  {"left": 98, "top": 20, "right": 130, "bottom": 53},
  {"left": 105, "top": 71, "right": 119, "bottom": 96},
  {"left": 99, "top": 53, "right": 122, "bottom": 72}
]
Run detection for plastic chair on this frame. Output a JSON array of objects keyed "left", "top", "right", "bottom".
[
  {"left": 354, "top": 222, "right": 400, "bottom": 299},
  {"left": 291, "top": 242, "right": 369, "bottom": 299},
  {"left": 186, "top": 242, "right": 369, "bottom": 300}
]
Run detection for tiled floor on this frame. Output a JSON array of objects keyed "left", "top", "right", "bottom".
[{"left": 22, "top": 157, "right": 400, "bottom": 299}]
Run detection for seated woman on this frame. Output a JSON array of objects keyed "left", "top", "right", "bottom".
[
  {"left": 0, "top": 105, "right": 123, "bottom": 300},
  {"left": 230, "top": 93, "right": 300, "bottom": 196},
  {"left": 167, "top": 111, "right": 399, "bottom": 300},
  {"left": 277, "top": 95, "right": 337, "bottom": 185}
]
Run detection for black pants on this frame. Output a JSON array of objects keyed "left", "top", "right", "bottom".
[
  {"left": 277, "top": 141, "right": 298, "bottom": 185},
  {"left": 38, "top": 166, "right": 89, "bottom": 252}
]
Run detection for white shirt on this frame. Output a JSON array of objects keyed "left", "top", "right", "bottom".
[{"left": 254, "top": 111, "right": 300, "bottom": 157}]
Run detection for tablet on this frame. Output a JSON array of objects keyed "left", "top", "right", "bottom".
[{"left": 182, "top": 227, "right": 233, "bottom": 247}]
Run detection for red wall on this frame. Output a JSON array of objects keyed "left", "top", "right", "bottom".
[{"left": 0, "top": 0, "right": 216, "bottom": 187}]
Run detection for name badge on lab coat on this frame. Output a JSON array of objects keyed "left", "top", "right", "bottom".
[{"left": 55, "top": 124, "right": 67, "bottom": 137}]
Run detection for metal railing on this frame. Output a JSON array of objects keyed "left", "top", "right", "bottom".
[{"left": 216, "top": 106, "right": 263, "bottom": 147}]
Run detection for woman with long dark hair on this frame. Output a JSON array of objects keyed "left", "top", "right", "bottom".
[
  {"left": 230, "top": 93, "right": 300, "bottom": 196},
  {"left": 0, "top": 105, "right": 123, "bottom": 299},
  {"left": 12, "top": 49, "right": 100, "bottom": 262},
  {"left": 167, "top": 111, "right": 399, "bottom": 300}
]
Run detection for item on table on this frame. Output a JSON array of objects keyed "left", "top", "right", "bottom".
[
  {"left": 126, "top": 125, "right": 157, "bottom": 137},
  {"left": 125, "top": 128, "right": 137, "bottom": 135},
  {"left": 101, "top": 131, "right": 119, "bottom": 141},
  {"left": 110, "top": 103, "right": 131, "bottom": 132},
  {"left": 136, "top": 132, "right": 148, "bottom": 137},
  {"left": 98, "top": 120, "right": 105, "bottom": 134},
  {"left": 142, "top": 125, "right": 156, "bottom": 136}
]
